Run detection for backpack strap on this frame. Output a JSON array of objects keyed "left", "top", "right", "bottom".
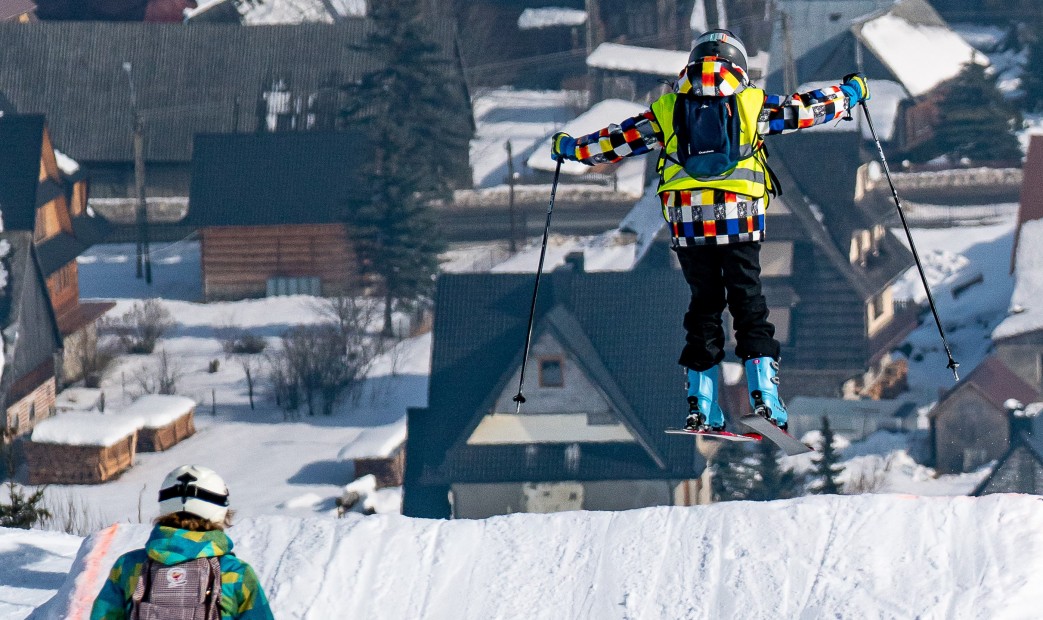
[
  {"left": 130, "top": 557, "right": 153, "bottom": 618},
  {"left": 204, "top": 556, "right": 222, "bottom": 620}
]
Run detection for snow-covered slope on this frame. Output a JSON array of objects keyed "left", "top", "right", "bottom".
[{"left": 31, "top": 494, "right": 1043, "bottom": 619}]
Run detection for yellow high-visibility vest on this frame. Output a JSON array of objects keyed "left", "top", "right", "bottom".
[{"left": 651, "top": 87, "right": 772, "bottom": 199}]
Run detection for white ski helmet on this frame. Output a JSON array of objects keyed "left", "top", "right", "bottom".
[
  {"left": 158, "top": 465, "right": 230, "bottom": 523},
  {"left": 690, "top": 29, "right": 748, "bottom": 73}
]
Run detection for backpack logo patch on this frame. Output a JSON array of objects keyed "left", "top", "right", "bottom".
[{"left": 166, "top": 567, "right": 188, "bottom": 587}]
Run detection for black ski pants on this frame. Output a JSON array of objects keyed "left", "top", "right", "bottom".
[{"left": 674, "top": 242, "right": 781, "bottom": 372}]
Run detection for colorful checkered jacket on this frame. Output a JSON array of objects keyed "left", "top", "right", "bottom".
[
  {"left": 568, "top": 59, "right": 854, "bottom": 246},
  {"left": 90, "top": 526, "right": 274, "bottom": 620}
]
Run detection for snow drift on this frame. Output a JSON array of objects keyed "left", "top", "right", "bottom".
[{"left": 33, "top": 494, "right": 1043, "bottom": 619}]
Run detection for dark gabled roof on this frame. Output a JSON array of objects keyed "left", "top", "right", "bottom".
[
  {"left": 0, "top": 232, "right": 63, "bottom": 396},
  {"left": 414, "top": 259, "right": 705, "bottom": 487},
  {"left": 0, "top": 114, "right": 44, "bottom": 223},
  {"left": 931, "top": 356, "right": 1041, "bottom": 420},
  {"left": 769, "top": 132, "right": 913, "bottom": 298},
  {"left": 971, "top": 417, "right": 1043, "bottom": 496},
  {"left": 765, "top": 0, "right": 896, "bottom": 93},
  {"left": 183, "top": 131, "right": 370, "bottom": 227},
  {"left": 0, "top": 20, "right": 464, "bottom": 162}
]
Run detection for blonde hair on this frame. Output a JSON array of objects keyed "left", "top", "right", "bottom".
[{"left": 153, "top": 510, "right": 234, "bottom": 532}]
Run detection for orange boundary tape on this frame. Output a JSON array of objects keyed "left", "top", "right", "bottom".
[{"left": 67, "top": 523, "right": 120, "bottom": 620}]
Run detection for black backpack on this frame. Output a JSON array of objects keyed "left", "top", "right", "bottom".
[{"left": 671, "top": 93, "right": 741, "bottom": 179}]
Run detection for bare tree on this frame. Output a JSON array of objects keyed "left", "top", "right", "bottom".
[
  {"left": 105, "top": 299, "right": 175, "bottom": 354},
  {"left": 272, "top": 296, "right": 385, "bottom": 417},
  {"left": 70, "top": 326, "right": 116, "bottom": 388},
  {"left": 219, "top": 323, "right": 268, "bottom": 410},
  {"left": 135, "top": 350, "right": 183, "bottom": 395}
]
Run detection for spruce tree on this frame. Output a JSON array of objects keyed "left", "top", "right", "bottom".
[
  {"left": 1022, "top": 17, "right": 1043, "bottom": 113},
  {"left": 809, "top": 416, "right": 844, "bottom": 494},
  {"left": 710, "top": 441, "right": 756, "bottom": 502},
  {"left": 933, "top": 62, "right": 1022, "bottom": 163},
  {"left": 747, "top": 440, "right": 803, "bottom": 501},
  {"left": 343, "top": 0, "right": 472, "bottom": 334},
  {"left": 0, "top": 434, "right": 50, "bottom": 529}
]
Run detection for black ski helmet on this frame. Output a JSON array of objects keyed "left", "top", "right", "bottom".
[{"left": 689, "top": 29, "right": 748, "bottom": 73}]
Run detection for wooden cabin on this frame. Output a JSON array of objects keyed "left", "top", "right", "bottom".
[
  {"left": 185, "top": 132, "right": 366, "bottom": 300},
  {"left": 0, "top": 114, "right": 113, "bottom": 385},
  {"left": 122, "top": 394, "right": 195, "bottom": 452},
  {"left": 26, "top": 412, "right": 139, "bottom": 483}
]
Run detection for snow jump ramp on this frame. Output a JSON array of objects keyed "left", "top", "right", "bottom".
[{"left": 34, "top": 494, "right": 1043, "bottom": 619}]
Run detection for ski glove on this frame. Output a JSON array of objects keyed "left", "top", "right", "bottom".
[
  {"left": 840, "top": 73, "right": 871, "bottom": 103},
  {"left": 551, "top": 132, "right": 577, "bottom": 160}
]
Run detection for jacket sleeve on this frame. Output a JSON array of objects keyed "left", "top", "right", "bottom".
[
  {"left": 758, "top": 84, "right": 853, "bottom": 136},
  {"left": 233, "top": 563, "right": 275, "bottom": 620},
  {"left": 571, "top": 110, "right": 663, "bottom": 165},
  {"left": 89, "top": 557, "right": 131, "bottom": 620}
]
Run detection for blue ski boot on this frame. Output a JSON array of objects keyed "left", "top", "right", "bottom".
[
  {"left": 685, "top": 366, "right": 726, "bottom": 432},
  {"left": 745, "top": 356, "right": 789, "bottom": 430}
]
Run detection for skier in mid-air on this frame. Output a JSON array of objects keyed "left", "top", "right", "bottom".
[
  {"left": 551, "top": 29, "right": 869, "bottom": 434},
  {"left": 91, "top": 465, "right": 274, "bottom": 619}
]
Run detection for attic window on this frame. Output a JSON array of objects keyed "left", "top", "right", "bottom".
[
  {"left": 829, "top": 12, "right": 842, "bottom": 22},
  {"left": 539, "top": 357, "right": 564, "bottom": 387}
]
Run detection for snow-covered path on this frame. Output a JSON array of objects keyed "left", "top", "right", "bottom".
[{"left": 33, "top": 494, "right": 1043, "bottom": 619}]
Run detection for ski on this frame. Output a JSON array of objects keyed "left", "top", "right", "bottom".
[
  {"left": 665, "top": 428, "right": 760, "bottom": 443},
  {"left": 739, "top": 414, "right": 813, "bottom": 455}
]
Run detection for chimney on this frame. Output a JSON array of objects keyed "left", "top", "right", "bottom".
[
  {"left": 1005, "top": 399, "right": 1034, "bottom": 441},
  {"left": 563, "top": 251, "right": 585, "bottom": 272}
]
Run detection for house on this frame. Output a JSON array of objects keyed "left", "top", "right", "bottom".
[
  {"left": 0, "top": 0, "right": 34, "bottom": 20},
  {"left": 0, "top": 232, "right": 65, "bottom": 440},
  {"left": 0, "top": 114, "right": 114, "bottom": 385},
  {"left": 755, "top": 131, "right": 918, "bottom": 398},
  {"left": 25, "top": 411, "right": 139, "bottom": 483},
  {"left": 0, "top": 20, "right": 472, "bottom": 202},
  {"left": 993, "top": 135, "right": 1043, "bottom": 390},
  {"left": 338, "top": 424, "right": 407, "bottom": 488},
  {"left": 585, "top": 43, "right": 688, "bottom": 102},
  {"left": 786, "top": 396, "right": 917, "bottom": 441},
  {"left": 182, "top": 132, "right": 366, "bottom": 300},
  {"left": 186, "top": 0, "right": 368, "bottom": 23},
  {"left": 930, "top": 356, "right": 1040, "bottom": 475},
  {"left": 404, "top": 254, "right": 709, "bottom": 519},
  {"left": 971, "top": 406, "right": 1043, "bottom": 496},
  {"left": 36, "top": 0, "right": 199, "bottom": 20},
  {"left": 766, "top": 0, "right": 984, "bottom": 154}
]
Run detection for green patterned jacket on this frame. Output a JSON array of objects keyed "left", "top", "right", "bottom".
[{"left": 90, "top": 526, "right": 274, "bottom": 619}]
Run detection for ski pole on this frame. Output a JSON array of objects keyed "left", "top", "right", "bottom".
[
  {"left": 859, "top": 100, "right": 960, "bottom": 381},
  {"left": 513, "top": 157, "right": 564, "bottom": 412}
]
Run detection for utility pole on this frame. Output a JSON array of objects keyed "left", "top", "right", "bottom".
[
  {"left": 505, "top": 140, "right": 518, "bottom": 254},
  {"left": 781, "top": 10, "right": 798, "bottom": 95},
  {"left": 124, "top": 62, "right": 152, "bottom": 284}
]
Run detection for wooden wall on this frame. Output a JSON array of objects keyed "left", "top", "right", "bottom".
[
  {"left": 200, "top": 223, "right": 356, "bottom": 301},
  {"left": 47, "top": 261, "right": 79, "bottom": 319}
]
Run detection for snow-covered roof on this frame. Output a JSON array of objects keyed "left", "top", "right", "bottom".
[
  {"left": 797, "top": 79, "right": 905, "bottom": 141},
  {"left": 517, "top": 7, "right": 586, "bottom": 30},
  {"left": 186, "top": 0, "right": 366, "bottom": 24},
  {"left": 121, "top": 395, "right": 196, "bottom": 429},
  {"left": 993, "top": 218, "right": 1043, "bottom": 340},
  {"left": 338, "top": 422, "right": 406, "bottom": 460},
  {"left": 586, "top": 43, "right": 689, "bottom": 78},
  {"left": 52, "top": 149, "right": 80, "bottom": 176},
  {"left": 54, "top": 387, "right": 103, "bottom": 413},
  {"left": 527, "top": 98, "right": 648, "bottom": 176},
  {"left": 31, "top": 413, "right": 143, "bottom": 447},
  {"left": 858, "top": 12, "right": 987, "bottom": 98}
]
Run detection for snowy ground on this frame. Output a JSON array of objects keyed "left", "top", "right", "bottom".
[{"left": 23, "top": 494, "right": 1043, "bottom": 619}]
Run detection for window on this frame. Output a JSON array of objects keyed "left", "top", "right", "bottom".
[
  {"left": 539, "top": 357, "right": 564, "bottom": 387},
  {"left": 28, "top": 403, "right": 35, "bottom": 425},
  {"left": 267, "top": 276, "right": 321, "bottom": 297}
]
